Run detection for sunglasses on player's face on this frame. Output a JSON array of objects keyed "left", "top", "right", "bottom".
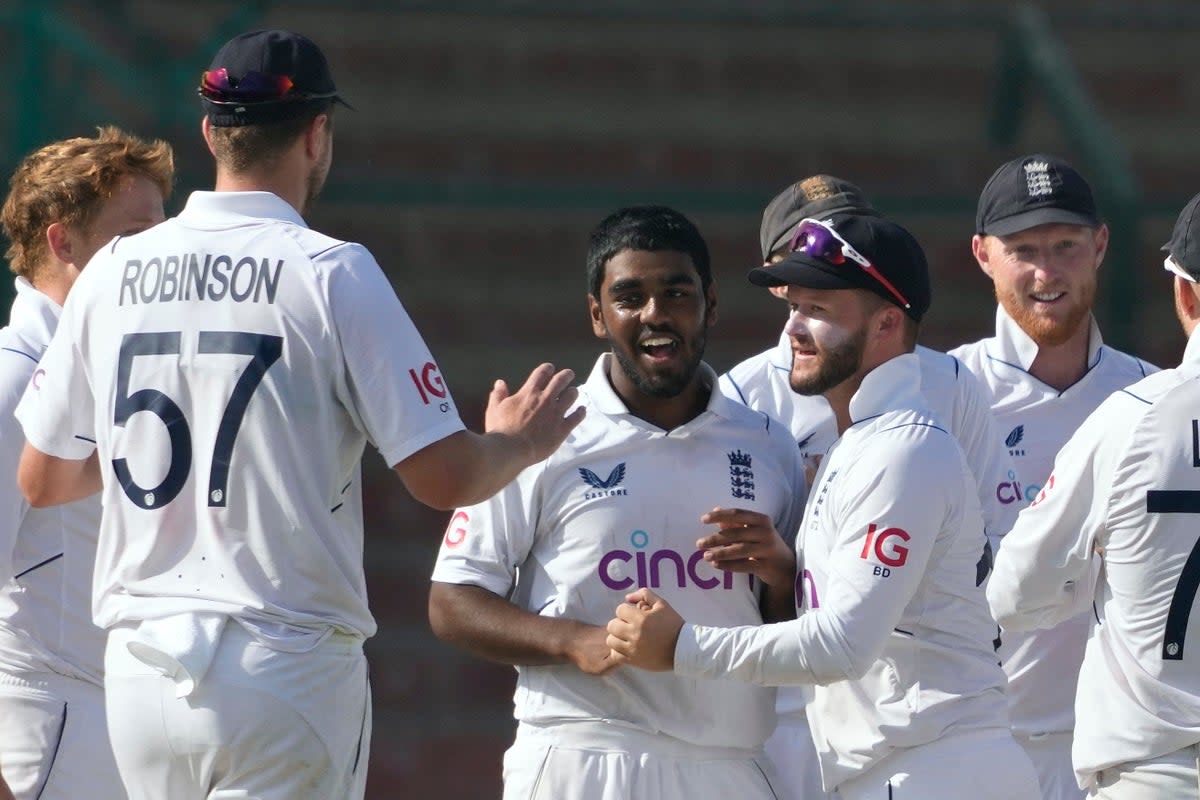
[
  {"left": 199, "top": 68, "right": 336, "bottom": 103},
  {"left": 787, "top": 218, "right": 912, "bottom": 311}
]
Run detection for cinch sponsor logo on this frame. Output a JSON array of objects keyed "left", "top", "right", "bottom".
[
  {"left": 1005, "top": 424, "right": 1026, "bottom": 457},
  {"left": 579, "top": 463, "right": 627, "bottom": 499},
  {"left": 796, "top": 568, "right": 819, "bottom": 610},
  {"left": 409, "top": 362, "right": 450, "bottom": 412},
  {"left": 860, "top": 523, "right": 909, "bottom": 576},
  {"left": 598, "top": 529, "right": 750, "bottom": 591},
  {"left": 996, "top": 469, "right": 1042, "bottom": 505},
  {"left": 444, "top": 510, "right": 468, "bottom": 548}
]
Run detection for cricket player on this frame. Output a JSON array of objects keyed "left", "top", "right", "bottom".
[
  {"left": 988, "top": 191, "right": 1200, "bottom": 798},
  {"left": 430, "top": 206, "right": 808, "bottom": 799},
  {"left": 950, "top": 154, "right": 1157, "bottom": 798},
  {"left": 607, "top": 212, "right": 1039, "bottom": 799},
  {"left": 12, "top": 30, "right": 581, "bottom": 800},
  {"left": 722, "top": 175, "right": 1018, "bottom": 800},
  {"left": 0, "top": 127, "right": 173, "bottom": 799}
]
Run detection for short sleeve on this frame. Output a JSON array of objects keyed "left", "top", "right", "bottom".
[
  {"left": 324, "top": 244, "right": 465, "bottom": 466},
  {"left": 431, "top": 464, "right": 542, "bottom": 597},
  {"left": 14, "top": 298, "right": 96, "bottom": 461}
]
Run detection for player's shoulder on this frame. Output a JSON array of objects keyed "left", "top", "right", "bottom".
[
  {"left": 720, "top": 346, "right": 784, "bottom": 404},
  {"left": 860, "top": 406, "right": 959, "bottom": 464},
  {"left": 1096, "top": 344, "right": 1159, "bottom": 384},
  {"left": 945, "top": 337, "right": 990, "bottom": 371}
]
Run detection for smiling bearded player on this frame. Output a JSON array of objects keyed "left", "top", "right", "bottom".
[{"left": 429, "top": 205, "right": 808, "bottom": 800}]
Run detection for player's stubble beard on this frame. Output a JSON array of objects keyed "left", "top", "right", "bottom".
[
  {"left": 303, "top": 130, "right": 333, "bottom": 214},
  {"left": 994, "top": 275, "right": 1096, "bottom": 348},
  {"left": 789, "top": 325, "right": 867, "bottom": 396},
  {"left": 611, "top": 324, "right": 708, "bottom": 399}
]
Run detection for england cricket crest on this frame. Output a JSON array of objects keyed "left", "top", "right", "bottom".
[{"left": 728, "top": 450, "right": 755, "bottom": 501}]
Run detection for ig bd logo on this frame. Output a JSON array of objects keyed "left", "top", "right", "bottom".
[
  {"left": 598, "top": 530, "right": 751, "bottom": 591},
  {"left": 859, "top": 523, "right": 909, "bottom": 577}
]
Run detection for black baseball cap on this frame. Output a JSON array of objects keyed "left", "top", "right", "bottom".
[
  {"left": 1162, "top": 192, "right": 1200, "bottom": 280},
  {"left": 976, "top": 154, "right": 1101, "bottom": 236},
  {"left": 200, "top": 30, "right": 353, "bottom": 127},
  {"left": 748, "top": 212, "right": 932, "bottom": 321},
  {"left": 759, "top": 175, "right": 878, "bottom": 261}
]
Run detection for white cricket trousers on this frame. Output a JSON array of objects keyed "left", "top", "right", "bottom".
[
  {"left": 503, "top": 720, "right": 781, "bottom": 800},
  {"left": 104, "top": 621, "right": 371, "bottom": 800},
  {"left": 1090, "top": 743, "right": 1200, "bottom": 800},
  {"left": 1017, "top": 732, "right": 1085, "bottom": 800},
  {"left": 834, "top": 728, "right": 1040, "bottom": 800},
  {"left": 764, "top": 710, "right": 832, "bottom": 800},
  {"left": 0, "top": 669, "right": 123, "bottom": 800}
]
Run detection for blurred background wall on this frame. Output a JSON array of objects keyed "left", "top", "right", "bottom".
[{"left": 1, "top": 0, "right": 1198, "bottom": 795}]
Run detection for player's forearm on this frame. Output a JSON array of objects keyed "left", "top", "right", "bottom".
[
  {"left": 395, "top": 430, "right": 540, "bottom": 511},
  {"left": 760, "top": 579, "right": 797, "bottom": 624},
  {"left": 428, "top": 582, "right": 599, "bottom": 667}
]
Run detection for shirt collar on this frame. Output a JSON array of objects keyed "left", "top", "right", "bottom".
[
  {"left": 179, "top": 191, "right": 308, "bottom": 228},
  {"left": 773, "top": 330, "right": 792, "bottom": 370},
  {"left": 584, "top": 353, "right": 731, "bottom": 423},
  {"left": 991, "top": 304, "right": 1103, "bottom": 371},
  {"left": 847, "top": 352, "right": 924, "bottom": 424},
  {"left": 8, "top": 276, "right": 62, "bottom": 345}
]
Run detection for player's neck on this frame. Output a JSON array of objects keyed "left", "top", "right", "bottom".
[
  {"left": 212, "top": 169, "right": 307, "bottom": 218},
  {"left": 1026, "top": 318, "right": 1092, "bottom": 392},
  {"left": 606, "top": 368, "right": 710, "bottom": 432}
]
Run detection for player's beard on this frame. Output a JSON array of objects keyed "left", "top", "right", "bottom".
[
  {"left": 789, "top": 326, "right": 867, "bottom": 396},
  {"left": 995, "top": 278, "right": 1095, "bottom": 348},
  {"left": 611, "top": 326, "right": 708, "bottom": 399},
  {"left": 303, "top": 134, "right": 333, "bottom": 214}
]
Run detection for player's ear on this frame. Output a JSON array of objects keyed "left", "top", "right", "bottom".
[
  {"left": 588, "top": 293, "right": 606, "bottom": 340},
  {"left": 703, "top": 281, "right": 718, "bottom": 328},
  {"left": 45, "top": 222, "right": 75, "bottom": 265},
  {"left": 1092, "top": 223, "right": 1110, "bottom": 268},
  {"left": 304, "top": 113, "right": 330, "bottom": 161},
  {"left": 200, "top": 115, "right": 218, "bottom": 158},
  {"left": 971, "top": 234, "right": 994, "bottom": 279}
]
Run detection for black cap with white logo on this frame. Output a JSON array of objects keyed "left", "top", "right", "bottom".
[
  {"left": 1163, "top": 192, "right": 1200, "bottom": 280},
  {"left": 976, "top": 154, "right": 1101, "bottom": 237}
]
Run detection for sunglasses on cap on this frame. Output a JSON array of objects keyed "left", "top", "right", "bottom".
[
  {"left": 199, "top": 68, "right": 338, "bottom": 104},
  {"left": 787, "top": 218, "right": 912, "bottom": 311}
]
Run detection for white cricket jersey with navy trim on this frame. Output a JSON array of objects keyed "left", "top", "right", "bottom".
[
  {"left": 988, "top": 325, "right": 1200, "bottom": 788},
  {"left": 951, "top": 306, "right": 1156, "bottom": 737},
  {"left": 15, "top": 191, "right": 465, "bottom": 639},
  {"left": 0, "top": 278, "right": 104, "bottom": 684},
  {"left": 431, "top": 354, "right": 808, "bottom": 749},
  {"left": 722, "top": 333, "right": 1018, "bottom": 718},
  {"left": 678, "top": 353, "right": 1009, "bottom": 792}
]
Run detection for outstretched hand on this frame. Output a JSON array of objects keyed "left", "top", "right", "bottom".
[
  {"left": 606, "top": 588, "right": 684, "bottom": 672},
  {"left": 485, "top": 363, "right": 585, "bottom": 463}
]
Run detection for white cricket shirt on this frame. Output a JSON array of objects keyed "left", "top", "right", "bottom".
[
  {"left": 0, "top": 278, "right": 104, "bottom": 684},
  {"left": 722, "top": 333, "right": 1017, "bottom": 548},
  {"left": 722, "top": 332, "right": 1018, "bottom": 718},
  {"left": 431, "top": 354, "right": 808, "bottom": 749},
  {"left": 951, "top": 306, "right": 1155, "bottom": 737},
  {"left": 678, "top": 353, "right": 1009, "bottom": 792},
  {"left": 988, "top": 325, "right": 1200, "bottom": 788},
  {"left": 15, "top": 191, "right": 465, "bottom": 640}
]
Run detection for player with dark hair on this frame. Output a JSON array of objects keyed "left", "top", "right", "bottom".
[
  {"left": 0, "top": 126, "right": 173, "bottom": 799},
  {"left": 430, "top": 205, "right": 807, "bottom": 799},
  {"left": 12, "top": 30, "right": 581, "bottom": 799}
]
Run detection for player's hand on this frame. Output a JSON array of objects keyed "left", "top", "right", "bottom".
[
  {"left": 567, "top": 625, "right": 621, "bottom": 676},
  {"left": 697, "top": 507, "right": 795, "bottom": 588},
  {"left": 485, "top": 363, "right": 585, "bottom": 463},
  {"left": 606, "top": 588, "right": 683, "bottom": 672}
]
